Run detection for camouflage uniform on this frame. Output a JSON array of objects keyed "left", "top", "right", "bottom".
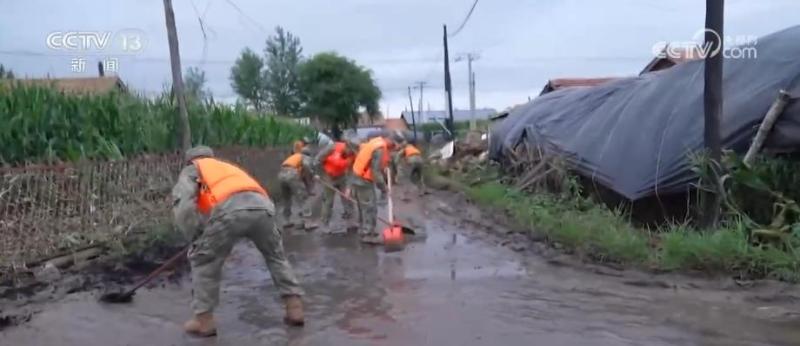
[
  {"left": 350, "top": 148, "right": 387, "bottom": 243},
  {"left": 315, "top": 141, "right": 354, "bottom": 226},
  {"left": 406, "top": 154, "right": 424, "bottom": 188},
  {"left": 172, "top": 147, "right": 304, "bottom": 315},
  {"left": 277, "top": 152, "right": 313, "bottom": 222}
]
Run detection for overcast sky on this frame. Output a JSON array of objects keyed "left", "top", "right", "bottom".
[{"left": 2, "top": 0, "right": 799, "bottom": 117}]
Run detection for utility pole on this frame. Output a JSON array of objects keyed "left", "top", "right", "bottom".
[
  {"left": 443, "top": 24, "right": 455, "bottom": 138},
  {"left": 414, "top": 81, "right": 427, "bottom": 124},
  {"left": 456, "top": 53, "right": 480, "bottom": 130},
  {"left": 701, "top": 0, "right": 724, "bottom": 228},
  {"left": 471, "top": 70, "right": 476, "bottom": 129},
  {"left": 163, "top": 0, "right": 191, "bottom": 151},
  {"left": 407, "top": 86, "right": 417, "bottom": 141}
]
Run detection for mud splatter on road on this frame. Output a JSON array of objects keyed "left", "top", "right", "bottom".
[{"left": 3, "top": 185, "right": 800, "bottom": 345}]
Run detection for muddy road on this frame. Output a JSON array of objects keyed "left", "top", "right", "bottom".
[{"left": 3, "top": 185, "right": 800, "bottom": 345}]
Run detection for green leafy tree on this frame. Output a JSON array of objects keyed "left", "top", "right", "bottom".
[
  {"left": 184, "top": 66, "right": 209, "bottom": 103},
  {"left": 263, "top": 26, "right": 303, "bottom": 116},
  {"left": 230, "top": 48, "right": 265, "bottom": 110},
  {"left": 298, "top": 52, "right": 381, "bottom": 132}
]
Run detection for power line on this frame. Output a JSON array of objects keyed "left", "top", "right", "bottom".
[
  {"left": 223, "top": 0, "right": 269, "bottom": 35},
  {"left": 449, "top": 0, "right": 479, "bottom": 38}
]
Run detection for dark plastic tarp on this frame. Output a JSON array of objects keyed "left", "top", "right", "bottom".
[{"left": 490, "top": 25, "right": 800, "bottom": 201}]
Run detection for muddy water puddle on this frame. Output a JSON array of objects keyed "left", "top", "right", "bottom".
[{"left": 3, "top": 188, "right": 800, "bottom": 345}]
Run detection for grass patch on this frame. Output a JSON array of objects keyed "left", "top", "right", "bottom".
[
  {"left": 463, "top": 179, "right": 800, "bottom": 281},
  {"left": 468, "top": 182, "right": 650, "bottom": 265}
]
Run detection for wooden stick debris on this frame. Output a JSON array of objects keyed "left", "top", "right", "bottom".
[{"left": 743, "top": 90, "right": 792, "bottom": 167}]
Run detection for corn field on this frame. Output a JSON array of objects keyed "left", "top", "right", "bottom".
[{"left": 0, "top": 85, "right": 312, "bottom": 165}]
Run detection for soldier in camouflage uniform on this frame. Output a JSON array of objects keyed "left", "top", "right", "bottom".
[
  {"left": 172, "top": 146, "right": 305, "bottom": 337},
  {"left": 277, "top": 146, "right": 314, "bottom": 227},
  {"left": 395, "top": 139, "right": 425, "bottom": 194},
  {"left": 350, "top": 134, "right": 399, "bottom": 244},
  {"left": 314, "top": 136, "right": 356, "bottom": 229}
]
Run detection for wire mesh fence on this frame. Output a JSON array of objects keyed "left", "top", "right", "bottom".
[{"left": 0, "top": 146, "right": 290, "bottom": 269}]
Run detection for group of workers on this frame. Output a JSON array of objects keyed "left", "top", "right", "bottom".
[
  {"left": 170, "top": 130, "right": 423, "bottom": 337},
  {"left": 278, "top": 130, "right": 424, "bottom": 242}
]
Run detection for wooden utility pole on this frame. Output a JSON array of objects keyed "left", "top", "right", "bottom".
[
  {"left": 701, "top": 0, "right": 724, "bottom": 228},
  {"left": 163, "top": 0, "right": 191, "bottom": 151},
  {"left": 443, "top": 24, "right": 455, "bottom": 138},
  {"left": 407, "top": 86, "right": 417, "bottom": 141}
]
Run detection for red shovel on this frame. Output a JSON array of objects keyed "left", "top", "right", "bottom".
[
  {"left": 314, "top": 175, "right": 414, "bottom": 246},
  {"left": 381, "top": 169, "right": 405, "bottom": 250}
]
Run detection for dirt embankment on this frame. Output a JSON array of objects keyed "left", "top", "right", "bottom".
[{"left": 0, "top": 234, "right": 187, "bottom": 331}]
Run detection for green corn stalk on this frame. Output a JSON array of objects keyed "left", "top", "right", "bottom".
[{"left": 0, "top": 84, "right": 312, "bottom": 164}]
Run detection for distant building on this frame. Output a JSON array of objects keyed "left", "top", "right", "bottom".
[
  {"left": 385, "top": 117, "right": 408, "bottom": 131},
  {"left": 355, "top": 111, "right": 384, "bottom": 128},
  {"left": 401, "top": 108, "right": 497, "bottom": 124},
  {"left": 539, "top": 77, "right": 620, "bottom": 96},
  {"left": 640, "top": 45, "right": 701, "bottom": 75},
  {"left": 1, "top": 76, "right": 127, "bottom": 95}
]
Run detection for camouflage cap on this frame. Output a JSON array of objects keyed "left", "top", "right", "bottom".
[
  {"left": 391, "top": 130, "right": 406, "bottom": 144},
  {"left": 184, "top": 145, "right": 214, "bottom": 162}
]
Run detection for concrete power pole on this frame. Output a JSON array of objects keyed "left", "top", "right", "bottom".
[
  {"left": 456, "top": 53, "right": 480, "bottom": 130},
  {"left": 443, "top": 25, "right": 455, "bottom": 137},
  {"left": 414, "top": 81, "right": 427, "bottom": 124},
  {"left": 407, "top": 86, "right": 417, "bottom": 141},
  {"left": 163, "top": 0, "right": 191, "bottom": 151}
]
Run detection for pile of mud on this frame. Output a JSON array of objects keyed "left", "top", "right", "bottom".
[{"left": 0, "top": 242, "right": 188, "bottom": 331}]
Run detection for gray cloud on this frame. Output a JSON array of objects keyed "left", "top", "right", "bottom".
[{"left": 2, "top": 0, "right": 799, "bottom": 116}]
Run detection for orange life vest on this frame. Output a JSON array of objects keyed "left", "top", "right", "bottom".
[
  {"left": 404, "top": 144, "right": 421, "bottom": 158},
  {"left": 352, "top": 137, "right": 390, "bottom": 182},
  {"left": 193, "top": 158, "right": 268, "bottom": 215},
  {"left": 323, "top": 142, "right": 351, "bottom": 178},
  {"left": 282, "top": 153, "right": 304, "bottom": 173}
]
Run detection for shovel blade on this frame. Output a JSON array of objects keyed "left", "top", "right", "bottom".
[
  {"left": 382, "top": 225, "right": 406, "bottom": 251},
  {"left": 99, "top": 291, "right": 134, "bottom": 304}
]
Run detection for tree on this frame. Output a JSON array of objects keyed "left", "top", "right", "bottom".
[
  {"left": 0, "top": 64, "right": 14, "bottom": 79},
  {"left": 230, "top": 48, "right": 265, "bottom": 110},
  {"left": 263, "top": 26, "right": 303, "bottom": 116},
  {"left": 298, "top": 52, "right": 381, "bottom": 132},
  {"left": 184, "top": 66, "right": 209, "bottom": 103}
]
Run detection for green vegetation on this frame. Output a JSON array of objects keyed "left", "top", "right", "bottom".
[
  {"left": 0, "top": 85, "right": 311, "bottom": 164},
  {"left": 230, "top": 47, "right": 266, "bottom": 111},
  {"left": 230, "top": 27, "right": 380, "bottom": 132},
  {"left": 297, "top": 52, "right": 381, "bottom": 129},
  {"left": 461, "top": 177, "right": 800, "bottom": 281},
  {"left": 263, "top": 26, "right": 304, "bottom": 116},
  {"left": 0, "top": 64, "right": 14, "bottom": 79}
]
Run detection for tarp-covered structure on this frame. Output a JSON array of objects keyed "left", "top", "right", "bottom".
[{"left": 490, "top": 26, "right": 800, "bottom": 201}]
